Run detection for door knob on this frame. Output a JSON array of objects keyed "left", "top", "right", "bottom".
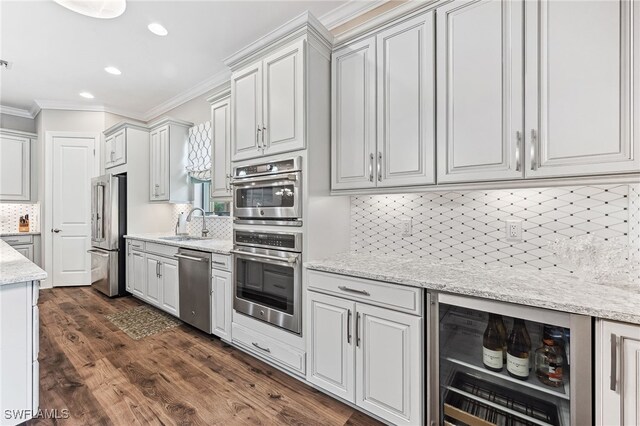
[{"left": 52, "top": 228, "right": 62, "bottom": 233}]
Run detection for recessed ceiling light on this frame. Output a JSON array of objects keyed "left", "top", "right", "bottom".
[
  {"left": 79, "top": 92, "right": 95, "bottom": 99},
  {"left": 53, "top": 0, "right": 126, "bottom": 19},
  {"left": 148, "top": 22, "right": 168, "bottom": 36},
  {"left": 104, "top": 66, "right": 121, "bottom": 75}
]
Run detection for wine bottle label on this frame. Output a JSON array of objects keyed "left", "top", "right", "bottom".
[
  {"left": 507, "top": 353, "right": 529, "bottom": 377},
  {"left": 483, "top": 347, "right": 503, "bottom": 369}
]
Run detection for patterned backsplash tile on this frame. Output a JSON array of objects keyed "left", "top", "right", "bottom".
[
  {"left": 629, "top": 183, "right": 640, "bottom": 263},
  {"left": 0, "top": 203, "right": 40, "bottom": 234},
  {"left": 351, "top": 185, "right": 634, "bottom": 274},
  {"left": 172, "top": 204, "right": 232, "bottom": 240}
]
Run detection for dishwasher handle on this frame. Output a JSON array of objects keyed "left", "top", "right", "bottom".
[{"left": 175, "top": 253, "right": 207, "bottom": 262}]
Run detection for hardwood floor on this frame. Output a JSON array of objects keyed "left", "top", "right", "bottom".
[{"left": 29, "top": 287, "right": 381, "bottom": 426}]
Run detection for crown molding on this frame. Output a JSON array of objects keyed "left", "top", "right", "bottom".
[
  {"left": 206, "top": 81, "right": 231, "bottom": 105},
  {"left": 0, "top": 105, "right": 35, "bottom": 119},
  {"left": 143, "top": 69, "right": 231, "bottom": 123},
  {"left": 32, "top": 99, "right": 147, "bottom": 121},
  {"left": 318, "top": 0, "right": 390, "bottom": 30}
]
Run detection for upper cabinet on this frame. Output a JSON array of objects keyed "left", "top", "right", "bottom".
[
  {"left": 331, "top": 11, "right": 436, "bottom": 191},
  {"left": 0, "top": 129, "right": 34, "bottom": 201},
  {"left": 104, "top": 128, "right": 126, "bottom": 169},
  {"left": 437, "top": 0, "right": 639, "bottom": 184},
  {"left": 208, "top": 85, "right": 232, "bottom": 198},
  {"left": 148, "top": 118, "right": 193, "bottom": 203},
  {"left": 225, "top": 12, "right": 332, "bottom": 162}
]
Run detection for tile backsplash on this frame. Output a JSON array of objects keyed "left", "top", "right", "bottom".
[
  {"left": 172, "top": 204, "right": 232, "bottom": 240},
  {"left": 351, "top": 185, "right": 636, "bottom": 274},
  {"left": 0, "top": 203, "right": 40, "bottom": 233}
]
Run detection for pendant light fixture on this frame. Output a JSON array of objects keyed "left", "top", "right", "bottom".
[{"left": 53, "top": 0, "right": 126, "bottom": 19}]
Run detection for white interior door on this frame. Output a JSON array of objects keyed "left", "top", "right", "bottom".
[{"left": 52, "top": 136, "right": 95, "bottom": 286}]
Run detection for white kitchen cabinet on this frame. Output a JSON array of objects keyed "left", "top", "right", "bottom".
[
  {"left": 131, "top": 249, "right": 146, "bottom": 298},
  {"left": 2, "top": 235, "right": 35, "bottom": 263},
  {"left": 230, "top": 40, "right": 305, "bottom": 162},
  {"left": 0, "top": 130, "right": 32, "bottom": 201},
  {"left": 331, "top": 11, "right": 436, "bottom": 191},
  {"left": 149, "top": 118, "right": 192, "bottom": 203},
  {"left": 13, "top": 245, "right": 33, "bottom": 261},
  {"left": 208, "top": 91, "right": 232, "bottom": 198},
  {"left": 306, "top": 271, "right": 423, "bottom": 425},
  {"left": 436, "top": 0, "right": 524, "bottom": 183},
  {"left": 596, "top": 319, "right": 640, "bottom": 425},
  {"left": 331, "top": 36, "right": 377, "bottom": 190},
  {"left": 211, "top": 268, "right": 232, "bottom": 341},
  {"left": 104, "top": 128, "right": 126, "bottom": 169},
  {"left": 524, "top": 0, "right": 639, "bottom": 179},
  {"left": 145, "top": 255, "right": 162, "bottom": 306},
  {"left": 160, "top": 257, "right": 179, "bottom": 317}
]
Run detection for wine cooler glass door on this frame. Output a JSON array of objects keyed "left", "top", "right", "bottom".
[{"left": 431, "top": 292, "right": 592, "bottom": 426}]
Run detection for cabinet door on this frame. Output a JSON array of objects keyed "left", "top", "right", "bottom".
[
  {"left": 131, "top": 251, "right": 146, "bottom": 298},
  {"left": 597, "top": 319, "right": 640, "bottom": 425},
  {"left": 104, "top": 135, "right": 114, "bottom": 169},
  {"left": 437, "top": 0, "right": 524, "bottom": 183},
  {"left": 331, "top": 36, "right": 377, "bottom": 190},
  {"left": 126, "top": 243, "right": 133, "bottom": 293},
  {"left": 307, "top": 292, "right": 356, "bottom": 403},
  {"left": 376, "top": 12, "right": 435, "bottom": 188},
  {"left": 145, "top": 255, "right": 161, "bottom": 306},
  {"left": 149, "top": 126, "right": 169, "bottom": 201},
  {"left": 211, "top": 97, "right": 231, "bottom": 198},
  {"left": 112, "top": 130, "right": 126, "bottom": 167},
  {"left": 0, "top": 134, "right": 30, "bottom": 201},
  {"left": 231, "top": 61, "right": 263, "bottom": 161},
  {"left": 356, "top": 303, "right": 422, "bottom": 425},
  {"left": 524, "top": 0, "right": 640, "bottom": 178},
  {"left": 262, "top": 40, "right": 305, "bottom": 156},
  {"left": 160, "top": 258, "right": 179, "bottom": 316},
  {"left": 211, "top": 269, "right": 232, "bottom": 341},
  {"left": 14, "top": 245, "right": 34, "bottom": 262}
]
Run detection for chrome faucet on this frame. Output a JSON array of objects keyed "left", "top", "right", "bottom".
[{"left": 186, "top": 207, "right": 209, "bottom": 237}]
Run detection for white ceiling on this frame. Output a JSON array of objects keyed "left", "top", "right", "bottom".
[{"left": 0, "top": 0, "right": 359, "bottom": 120}]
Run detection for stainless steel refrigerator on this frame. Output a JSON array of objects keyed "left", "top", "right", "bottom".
[{"left": 89, "top": 173, "right": 127, "bottom": 297}]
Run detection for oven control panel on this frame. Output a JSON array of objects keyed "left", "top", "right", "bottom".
[{"left": 234, "top": 231, "right": 301, "bottom": 251}]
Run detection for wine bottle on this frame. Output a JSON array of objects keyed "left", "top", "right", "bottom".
[
  {"left": 507, "top": 318, "right": 531, "bottom": 380},
  {"left": 483, "top": 314, "right": 506, "bottom": 372}
]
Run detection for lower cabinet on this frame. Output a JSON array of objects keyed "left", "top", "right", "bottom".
[
  {"left": 211, "top": 268, "right": 232, "bottom": 341},
  {"left": 307, "top": 286, "right": 423, "bottom": 425},
  {"left": 130, "top": 249, "right": 146, "bottom": 298},
  {"left": 596, "top": 319, "right": 640, "bottom": 425}
]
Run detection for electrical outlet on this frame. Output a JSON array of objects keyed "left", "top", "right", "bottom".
[
  {"left": 400, "top": 218, "right": 412, "bottom": 237},
  {"left": 505, "top": 219, "right": 522, "bottom": 242}
]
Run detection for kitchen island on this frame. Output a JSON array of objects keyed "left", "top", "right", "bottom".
[{"left": 0, "top": 239, "right": 45, "bottom": 425}]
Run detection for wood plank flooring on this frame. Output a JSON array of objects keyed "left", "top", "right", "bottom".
[{"left": 28, "top": 287, "right": 381, "bottom": 426}]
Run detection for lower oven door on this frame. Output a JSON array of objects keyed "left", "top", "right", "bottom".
[
  {"left": 232, "top": 247, "right": 301, "bottom": 334},
  {"left": 88, "top": 248, "right": 119, "bottom": 297}
]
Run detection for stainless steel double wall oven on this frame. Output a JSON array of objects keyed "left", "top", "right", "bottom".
[{"left": 231, "top": 157, "right": 303, "bottom": 334}]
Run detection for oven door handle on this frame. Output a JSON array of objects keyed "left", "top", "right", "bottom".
[
  {"left": 230, "top": 173, "right": 298, "bottom": 186},
  {"left": 230, "top": 250, "right": 299, "bottom": 264}
]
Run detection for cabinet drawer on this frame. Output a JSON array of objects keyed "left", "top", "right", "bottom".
[
  {"left": 307, "top": 270, "right": 422, "bottom": 316},
  {"left": 127, "top": 239, "right": 145, "bottom": 251},
  {"left": 2, "top": 235, "right": 33, "bottom": 245},
  {"left": 232, "top": 323, "right": 305, "bottom": 375},
  {"left": 145, "top": 242, "right": 178, "bottom": 258},
  {"left": 211, "top": 253, "right": 231, "bottom": 271}
]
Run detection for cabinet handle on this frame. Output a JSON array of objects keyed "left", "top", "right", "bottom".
[
  {"left": 338, "top": 285, "right": 370, "bottom": 296},
  {"left": 368, "top": 153, "right": 374, "bottom": 182},
  {"left": 377, "top": 152, "right": 382, "bottom": 182},
  {"left": 158, "top": 262, "right": 162, "bottom": 278},
  {"left": 515, "top": 131, "right": 522, "bottom": 172},
  {"left": 611, "top": 333, "right": 617, "bottom": 391},
  {"left": 356, "top": 312, "right": 361, "bottom": 347},
  {"left": 156, "top": 261, "right": 160, "bottom": 278},
  {"left": 347, "top": 309, "right": 352, "bottom": 344},
  {"left": 110, "top": 151, "right": 115, "bottom": 162},
  {"left": 262, "top": 126, "right": 266, "bottom": 148},
  {"left": 252, "top": 342, "right": 271, "bottom": 353},
  {"left": 212, "top": 260, "right": 226, "bottom": 266},
  {"left": 530, "top": 129, "right": 538, "bottom": 171},
  {"left": 256, "top": 126, "right": 262, "bottom": 149}
]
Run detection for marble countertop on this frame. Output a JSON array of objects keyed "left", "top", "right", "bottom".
[
  {"left": 1, "top": 231, "right": 41, "bottom": 236},
  {"left": 125, "top": 233, "right": 232, "bottom": 255},
  {"left": 305, "top": 253, "right": 640, "bottom": 325},
  {"left": 0, "top": 240, "right": 47, "bottom": 285}
]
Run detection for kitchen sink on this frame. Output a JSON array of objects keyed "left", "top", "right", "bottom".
[{"left": 159, "top": 236, "right": 212, "bottom": 242}]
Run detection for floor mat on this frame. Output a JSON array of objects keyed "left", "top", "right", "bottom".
[{"left": 105, "top": 305, "right": 181, "bottom": 340}]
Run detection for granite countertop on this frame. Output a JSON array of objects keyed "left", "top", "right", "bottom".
[
  {"left": 125, "top": 233, "right": 232, "bottom": 255},
  {"left": 305, "top": 252, "right": 640, "bottom": 325},
  {"left": 0, "top": 240, "right": 47, "bottom": 285},
  {"left": 1, "top": 231, "right": 41, "bottom": 237}
]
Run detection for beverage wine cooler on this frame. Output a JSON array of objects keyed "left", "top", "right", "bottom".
[{"left": 428, "top": 293, "right": 592, "bottom": 426}]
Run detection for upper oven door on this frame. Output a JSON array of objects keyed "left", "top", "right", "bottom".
[{"left": 232, "top": 172, "right": 301, "bottom": 219}]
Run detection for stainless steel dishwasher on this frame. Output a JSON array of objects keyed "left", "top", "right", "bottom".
[{"left": 176, "top": 248, "right": 212, "bottom": 333}]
